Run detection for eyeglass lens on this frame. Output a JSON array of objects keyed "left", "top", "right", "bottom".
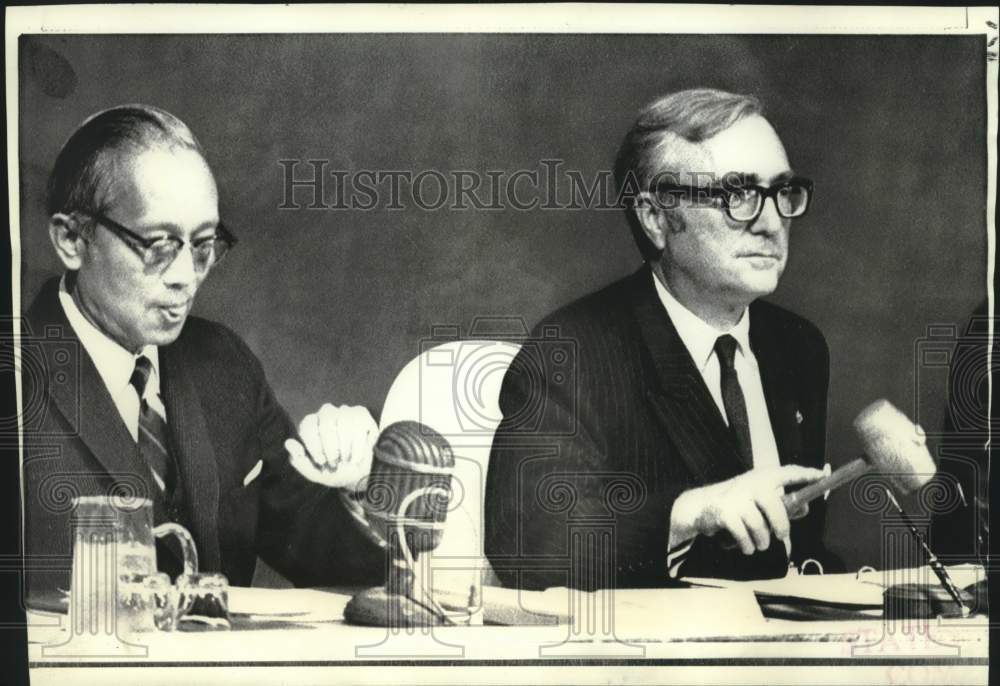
[
  {"left": 728, "top": 184, "right": 809, "bottom": 221},
  {"left": 145, "top": 238, "right": 229, "bottom": 271}
]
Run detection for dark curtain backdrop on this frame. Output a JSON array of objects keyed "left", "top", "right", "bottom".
[{"left": 18, "top": 35, "right": 988, "bottom": 571}]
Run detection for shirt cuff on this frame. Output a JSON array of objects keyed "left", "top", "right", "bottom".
[{"left": 666, "top": 529, "right": 696, "bottom": 579}]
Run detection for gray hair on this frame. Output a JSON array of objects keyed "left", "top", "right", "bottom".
[{"left": 614, "top": 89, "right": 764, "bottom": 260}]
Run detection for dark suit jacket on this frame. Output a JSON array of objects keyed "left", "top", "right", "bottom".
[
  {"left": 930, "top": 301, "right": 992, "bottom": 564},
  {"left": 22, "top": 278, "right": 385, "bottom": 597},
  {"left": 485, "top": 266, "right": 839, "bottom": 590}
]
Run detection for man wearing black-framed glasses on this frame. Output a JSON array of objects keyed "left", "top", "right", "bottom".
[
  {"left": 23, "top": 105, "right": 385, "bottom": 598},
  {"left": 74, "top": 209, "right": 238, "bottom": 275},
  {"left": 486, "top": 89, "right": 839, "bottom": 589}
]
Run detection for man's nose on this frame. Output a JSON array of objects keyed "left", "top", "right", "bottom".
[
  {"left": 161, "top": 243, "right": 201, "bottom": 288},
  {"left": 748, "top": 196, "right": 785, "bottom": 235}
]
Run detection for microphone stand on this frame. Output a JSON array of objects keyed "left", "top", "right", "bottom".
[
  {"left": 392, "top": 487, "right": 454, "bottom": 625},
  {"left": 345, "top": 486, "right": 456, "bottom": 627},
  {"left": 883, "top": 487, "right": 970, "bottom": 617}
]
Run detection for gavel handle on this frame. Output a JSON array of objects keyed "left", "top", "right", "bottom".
[
  {"left": 707, "top": 457, "right": 871, "bottom": 552},
  {"left": 782, "top": 456, "right": 869, "bottom": 511}
]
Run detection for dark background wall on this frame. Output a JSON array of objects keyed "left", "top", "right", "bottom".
[{"left": 18, "top": 35, "right": 988, "bottom": 571}]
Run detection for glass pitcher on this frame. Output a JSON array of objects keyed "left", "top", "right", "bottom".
[{"left": 68, "top": 495, "right": 198, "bottom": 637}]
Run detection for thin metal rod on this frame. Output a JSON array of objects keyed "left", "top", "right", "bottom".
[{"left": 883, "top": 487, "right": 969, "bottom": 617}]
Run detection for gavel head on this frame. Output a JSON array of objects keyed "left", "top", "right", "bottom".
[
  {"left": 853, "top": 399, "right": 936, "bottom": 493},
  {"left": 364, "top": 421, "right": 455, "bottom": 556}
]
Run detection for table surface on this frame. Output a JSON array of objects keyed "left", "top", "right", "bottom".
[{"left": 24, "top": 582, "right": 990, "bottom": 685}]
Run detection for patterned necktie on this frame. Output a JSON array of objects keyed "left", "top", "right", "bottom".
[
  {"left": 714, "top": 335, "right": 754, "bottom": 469},
  {"left": 129, "top": 355, "right": 175, "bottom": 491}
]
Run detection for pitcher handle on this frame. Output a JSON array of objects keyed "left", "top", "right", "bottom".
[{"left": 152, "top": 522, "right": 199, "bottom": 576}]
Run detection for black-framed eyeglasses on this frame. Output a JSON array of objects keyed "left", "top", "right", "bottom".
[
  {"left": 77, "top": 211, "right": 237, "bottom": 273},
  {"left": 652, "top": 176, "right": 814, "bottom": 223}
]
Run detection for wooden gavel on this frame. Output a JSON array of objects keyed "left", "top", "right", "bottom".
[
  {"left": 782, "top": 399, "right": 935, "bottom": 512},
  {"left": 713, "top": 399, "right": 936, "bottom": 552}
]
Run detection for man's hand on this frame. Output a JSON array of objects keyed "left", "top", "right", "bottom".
[
  {"left": 285, "top": 403, "right": 378, "bottom": 493},
  {"left": 670, "top": 465, "right": 826, "bottom": 556}
]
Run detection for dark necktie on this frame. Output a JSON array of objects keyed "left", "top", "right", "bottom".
[
  {"left": 714, "top": 335, "right": 754, "bottom": 469},
  {"left": 129, "top": 355, "right": 175, "bottom": 492}
]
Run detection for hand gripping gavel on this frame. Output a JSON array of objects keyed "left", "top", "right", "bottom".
[
  {"left": 709, "top": 399, "right": 935, "bottom": 555},
  {"left": 782, "top": 399, "right": 936, "bottom": 512}
]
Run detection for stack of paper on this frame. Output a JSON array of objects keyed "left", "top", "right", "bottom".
[{"left": 684, "top": 564, "right": 986, "bottom": 609}]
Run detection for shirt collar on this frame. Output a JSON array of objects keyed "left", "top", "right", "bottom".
[
  {"left": 58, "top": 274, "right": 160, "bottom": 397},
  {"left": 651, "top": 270, "right": 751, "bottom": 371}
]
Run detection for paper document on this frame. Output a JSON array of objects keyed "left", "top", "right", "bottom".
[
  {"left": 684, "top": 564, "right": 986, "bottom": 607},
  {"left": 228, "top": 587, "right": 354, "bottom": 622},
  {"left": 470, "top": 585, "right": 763, "bottom": 634}
]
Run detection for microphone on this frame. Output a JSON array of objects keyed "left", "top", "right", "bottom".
[
  {"left": 782, "top": 399, "right": 936, "bottom": 512},
  {"left": 344, "top": 421, "right": 456, "bottom": 627}
]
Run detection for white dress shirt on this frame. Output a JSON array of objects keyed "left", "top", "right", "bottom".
[
  {"left": 58, "top": 276, "right": 166, "bottom": 443},
  {"left": 653, "top": 272, "right": 782, "bottom": 573}
]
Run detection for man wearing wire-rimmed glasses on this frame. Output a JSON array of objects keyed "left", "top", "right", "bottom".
[{"left": 22, "top": 105, "right": 384, "bottom": 598}]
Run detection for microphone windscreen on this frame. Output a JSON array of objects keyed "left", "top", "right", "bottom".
[
  {"left": 365, "top": 421, "right": 454, "bottom": 552},
  {"left": 853, "top": 399, "right": 936, "bottom": 493}
]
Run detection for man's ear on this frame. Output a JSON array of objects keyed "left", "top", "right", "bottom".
[
  {"left": 635, "top": 191, "right": 672, "bottom": 252},
  {"left": 48, "top": 213, "right": 86, "bottom": 271}
]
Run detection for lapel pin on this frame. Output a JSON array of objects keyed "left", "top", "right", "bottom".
[{"left": 795, "top": 410, "right": 804, "bottom": 424}]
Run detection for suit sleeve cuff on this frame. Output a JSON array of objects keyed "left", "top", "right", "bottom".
[
  {"left": 338, "top": 490, "right": 387, "bottom": 549},
  {"left": 666, "top": 538, "right": 695, "bottom": 578},
  {"left": 666, "top": 488, "right": 698, "bottom": 578}
]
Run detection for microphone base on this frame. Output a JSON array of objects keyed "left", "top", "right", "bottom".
[{"left": 344, "top": 586, "right": 448, "bottom": 628}]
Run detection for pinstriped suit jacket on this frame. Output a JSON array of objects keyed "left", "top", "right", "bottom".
[{"left": 485, "top": 266, "right": 838, "bottom": 589}]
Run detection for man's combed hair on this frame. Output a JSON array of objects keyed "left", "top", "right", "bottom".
[
  {"left": 46, "top": 104, "right": 204, "bottom": 217},
  {"left": 614, "top": 89, "right": 764, "bottom": 260}
]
